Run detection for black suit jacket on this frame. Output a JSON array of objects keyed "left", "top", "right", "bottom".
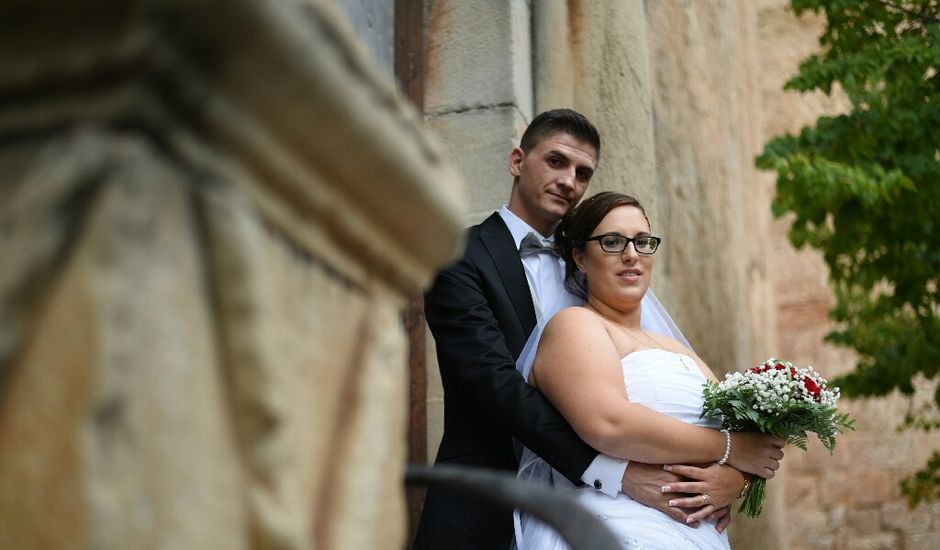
[{"left": 413, "top": 213, "right": 598, "bottom": 549}]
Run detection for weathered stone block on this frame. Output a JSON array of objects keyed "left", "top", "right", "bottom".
[
  {"left": 882, "top": 499, "right": 932, "bottom": 534},
  {"left": 0, "top": 1, "right": 464, "bottom": 548},
  {"left": 819, "top": 470, "right": 897, "bottom": 506},
  {"left": 844, "top": 435, "right": 917, "bottom": 470},
  {"left": 844, "top": 533, "right": 902, "bottom": 550},
  {"left": 424, "top": 326, "right": 444, "bottom": 463},
  {"left": 844, "top": 507, "right": 884, "bottom": 536},
  {"left": 788, "top": 473, "right": 821, "bottom": 508},
  {"left": 787, "top": 436, "right": 851, "bottom": 472},
  {"left": 425, "top": 327, "right": 443, "bottom": 401},
  {"left": 903, "top": 532, "right": 940, "bottom": 549},
  {"left": 0, "top": 131, "right": 251, "bottom": 550},
  {"left": 425, "top": 0, "right": 532, "bottom": 117},
  {"left": 788, "top": 536, "right": 836, "bottom": 550},
  {"left": 426, "top": 106, "right": 526, "bottom": 224},
  {"left": 425, "top": 398, "right": 445, "bottom": 464},
  {"left": 786, "top": 505, "right": 836, "bottom": 535}
]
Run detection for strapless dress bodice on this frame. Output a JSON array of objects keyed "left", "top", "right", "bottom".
[
  {"left": 619, "top": 348, "right": 720, "bottom": 429},
  {"left": 539, "top": 348, "right": 729, "bottom": 549}
]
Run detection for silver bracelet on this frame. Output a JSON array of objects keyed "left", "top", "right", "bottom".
[{"left": 717, "top": 429, "right": 731, "bottom": 465}]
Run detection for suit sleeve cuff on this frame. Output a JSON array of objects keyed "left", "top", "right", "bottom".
[{"left": 581, "top": 454, "right": 628, "bottom": 497}]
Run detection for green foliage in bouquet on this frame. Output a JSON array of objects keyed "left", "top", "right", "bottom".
[
  {"left": 702, "top": 382, "right": 856, "bottom": 452},
  {"left": 756, "top": 0, "right": 940, "bottom": 506},
  {"left": 701, "top": 360, "right": 856, "bottom": 517}
]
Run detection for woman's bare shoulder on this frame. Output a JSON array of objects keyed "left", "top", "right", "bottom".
[
  {"left": 544, "top": 306, "right": 604, "bottom": 333},
  {"left": 549, "top": 305, "right": 595, "bottom": 322}
]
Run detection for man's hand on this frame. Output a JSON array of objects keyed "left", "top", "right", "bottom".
[
  {"left": 660, "top": 464, "right": 744, "bottom": 527},
  {"left": 706, "top": 506, "right": 732, "bottom": 534},
  {"left": 620, "top": 461, "right": 690, "bottom": 524}
]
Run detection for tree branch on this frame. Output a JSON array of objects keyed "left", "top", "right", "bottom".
[{"left": 875, "top": 0, "right": 940, "bottom": 26}]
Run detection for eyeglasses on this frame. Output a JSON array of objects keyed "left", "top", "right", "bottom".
[{"left": 582, "top": 233, "right": 662, "bottom": 255}]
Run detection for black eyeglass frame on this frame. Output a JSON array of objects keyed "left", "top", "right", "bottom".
[{"left": 580, "top": 233, "right": 662, "bottom": 255}]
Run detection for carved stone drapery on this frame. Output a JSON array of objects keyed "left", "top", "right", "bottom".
[{"left": 0, "top": 1, "right": 464, "bottom": 548}]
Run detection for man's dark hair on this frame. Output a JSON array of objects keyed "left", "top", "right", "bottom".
[{"left": 519, "top": 109, "right": 601, "bottom": 162}]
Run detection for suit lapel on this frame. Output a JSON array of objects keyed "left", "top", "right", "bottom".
[{"left": 479, "top": 213, "right": 537, "bottom": 336}]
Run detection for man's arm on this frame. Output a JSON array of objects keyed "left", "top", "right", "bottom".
[
  {"left": 425, "top": 256, "right": 597, "bottom": 485},
  {"left": 581, "top": 454, "right": 627, "bottom": 497}
]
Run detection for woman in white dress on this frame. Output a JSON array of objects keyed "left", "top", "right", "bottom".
[{"left": 515, "top": 192, "right": 785, "bottom": 549}]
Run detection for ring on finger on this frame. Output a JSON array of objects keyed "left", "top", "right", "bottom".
[{"left": 702, "top": 494, "right": 710, "bottom": 505}]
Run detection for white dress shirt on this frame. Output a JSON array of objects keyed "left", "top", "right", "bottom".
[{"left": 499, "top": 206, "right": 626, "bottom": 497}]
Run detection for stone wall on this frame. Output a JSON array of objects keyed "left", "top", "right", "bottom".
[
  {"left": 420, "top": 0, "right": 940, "bottom": 548},
  {"left": 420, "top": 0, "right": 781, "bottom": 546},
  {"left": 757, "top": 1, "right": 940, "bottom": 548},
  {"left": 0, "top": 1, "right": 464, "bottom": 548},
  {"left": 420, "top": 0, "right": 536, "bottom": 459},
  {"left": 644, "top": 2, "right": 783, "bottom": 546}
]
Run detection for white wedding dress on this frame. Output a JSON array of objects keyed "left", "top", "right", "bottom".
[{"left": 514, "top": 348, "right": 731, "bottom": 550}]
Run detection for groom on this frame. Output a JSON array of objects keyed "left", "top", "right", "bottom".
[{"left": 413, "top": 109, "right": 726, "bottom": 549}]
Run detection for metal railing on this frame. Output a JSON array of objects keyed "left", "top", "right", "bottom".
[{"left": 406, "top": 465, "right": 621, "bottom": 549}]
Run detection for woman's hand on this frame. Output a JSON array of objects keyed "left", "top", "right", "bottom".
[
  {"left": 661, "top": 463, "right": 744, "bottom": 524},
  {"left": 726, "top": 432, "right": 786, "bottom": 479}
]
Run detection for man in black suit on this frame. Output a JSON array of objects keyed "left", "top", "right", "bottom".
[{"left": 413, "top": 109, "right": 699, "bottom": 548}]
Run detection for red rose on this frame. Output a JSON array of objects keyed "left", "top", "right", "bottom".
[
  {"left": 803, "top": 377, "right": 821, "bottom": 399},
  {"left": 748, "top": 361, "right": 793, "bottom": 375}
]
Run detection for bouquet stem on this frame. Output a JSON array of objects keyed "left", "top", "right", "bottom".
[{"left": 738, "top": 477, "right": 767, "bottom": 518}]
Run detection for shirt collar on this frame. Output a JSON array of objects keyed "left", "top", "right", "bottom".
[{"left": 498, "top": 206, "right": 555, "bottom": 250}]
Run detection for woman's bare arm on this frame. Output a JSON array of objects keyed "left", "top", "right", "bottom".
[{"left": 531, "top": 307, "right": 783, "bottom": 477}]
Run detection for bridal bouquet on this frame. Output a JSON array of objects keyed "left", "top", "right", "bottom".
[{"left": 701, "top": 358, "right": 855, "bottom": 517}]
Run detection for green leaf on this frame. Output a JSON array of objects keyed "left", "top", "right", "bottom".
[{"left": 759, "top": 0, "right": 940, "bottom": 505}]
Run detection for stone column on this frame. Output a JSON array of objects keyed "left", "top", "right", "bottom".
[
  {"left": 645, "top": 1, "right": 782, "bottom": 546},
  {"left": 532, "top": 0, "right": 669, "bottom": 299},
  {"left": 533, "top": 0, "right": 782, "bottom": 545},
  {"left": 0, "top": 1, "right": 464, "bottom": 548},
  {"left": 420, "top": 0, "right": 535, "bottom": 459},
  {"left": 423, "top": 0, "right": 533, "bottom": 224}
]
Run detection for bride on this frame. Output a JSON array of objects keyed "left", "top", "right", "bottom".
[{"left": 514, "top": 192, "right": 785, "bottom": 549}]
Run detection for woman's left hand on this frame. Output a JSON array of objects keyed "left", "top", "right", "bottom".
[{"left": 661, "top": 463, "right": 744, "bottom": 523}]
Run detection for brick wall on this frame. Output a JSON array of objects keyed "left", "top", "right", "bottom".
[{"left": 758, "top": 1, "right": 940, "bottom": 547}]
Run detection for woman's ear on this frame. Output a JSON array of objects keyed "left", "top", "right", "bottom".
[{"left": 572, "top": 247, "right": 587, "bottom": 273}]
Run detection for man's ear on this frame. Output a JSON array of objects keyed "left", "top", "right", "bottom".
[{"left": 509, "top": 147, "right": 524, "bottom": 176}]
